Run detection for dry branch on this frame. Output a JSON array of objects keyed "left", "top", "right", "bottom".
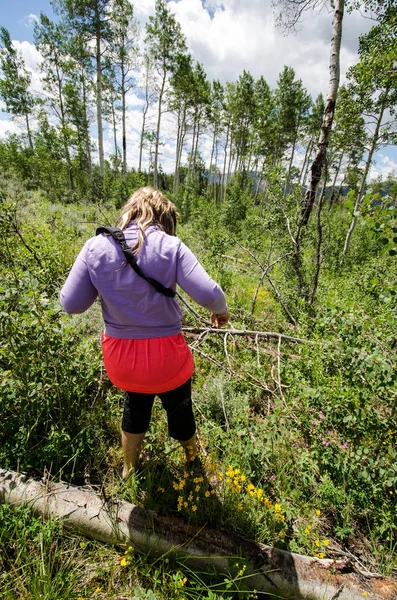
[
  {"left": 1, "top": 469, "right": 397, "bottom": 600},
  {"left": 182, "top": 327, "right": 309, "bottom": 344},
  {"left": 188, "top": 344, "right": 275, "bottom": 394}
]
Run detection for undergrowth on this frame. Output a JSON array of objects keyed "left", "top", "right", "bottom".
[{"left": 0, "top": 182, "right": 396, "bottom": 598}]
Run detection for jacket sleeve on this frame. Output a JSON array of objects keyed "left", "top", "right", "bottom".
[
  {"left": 60, "top": 242, "right": 98, "bottom": 314},
  {"left": 176, "top": 241, "right": 228, "bottom": 314}
]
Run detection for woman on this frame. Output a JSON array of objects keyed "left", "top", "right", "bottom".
[{"left": 60, "top": 187, "right": 229, "bottom": 479}]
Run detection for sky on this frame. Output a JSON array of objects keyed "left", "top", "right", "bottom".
[{"left": 0, "top": 0, "right": 396, "bottom": 180}]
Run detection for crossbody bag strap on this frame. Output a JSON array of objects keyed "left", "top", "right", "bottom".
[{"left": 96, "top": 226, "right": 176, "bottom": 298}]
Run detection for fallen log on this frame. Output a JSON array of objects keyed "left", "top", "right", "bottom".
[{"left": 1, "top": 469, "right": 396, "bottom": 600}]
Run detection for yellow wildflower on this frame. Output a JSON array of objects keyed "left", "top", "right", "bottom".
[
  {"left": 191, "top": 505, "right": 197, "bottom": 512},
  {"left": 94, "top": 587, "right": 101, "bottom": 593},
  {"left": 274, "top": 503, "right": 281, "bottom": 512},
  {"left": 195, "top": 485, "right": 201, "bottom": 492},
  {"left": 205, "top": 491, "right": 210, "bottom": 497},
  {"left": 263, "top": 498, "right": 273, "bottom": 509},
  {"left": 279, "top": 531, "right": 286, "bottom": 538},
  {"left": 323, "top": 539, "right": 329, "bottom": 546},
  {"left": 256, "top": 488, "right": 263, "bottom": 499},
  {"left": 157, "top": 487, "right": 165, "bottom": 493},
  {"left": 120, "top": 557, "right": 128, "bottom": 567},
  {"left": 362, "top": 593, "right": 367, "bottom": 597},
  {"left": 238, "top": 503, "right": 243, "bottom": 510},
  {"left": 180, "top": 577, "right": 188, "bottom": 587},
  {"left": 315, "top": 509, "right": 321, "bottom": 516}
]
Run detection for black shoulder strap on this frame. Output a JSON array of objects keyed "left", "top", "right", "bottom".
[{"left": 96, "top": 226, "right": 176, "bottom": 298}]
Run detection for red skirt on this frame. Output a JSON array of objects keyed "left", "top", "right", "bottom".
[{"left": 102, "top": 333, "right": 194, "bottom": 394}]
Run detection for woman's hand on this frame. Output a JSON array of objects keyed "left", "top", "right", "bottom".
[{"left": 211, "top": 311, "right": 230, "bottom": 328}]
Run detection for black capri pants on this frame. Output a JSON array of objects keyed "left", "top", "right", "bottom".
[{"left": 122, "top": 378, "right": 196, "bottom": 442}]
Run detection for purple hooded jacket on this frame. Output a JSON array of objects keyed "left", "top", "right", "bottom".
[{"left": 60, "top": 223, "right": 228, "bottom": 339}]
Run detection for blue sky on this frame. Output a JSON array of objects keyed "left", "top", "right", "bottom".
[
  {"left": 0, "top": 0, "right": 396, "bottom": 178},
  {"left": 0, "top": 1, "right": 54, "bottom": 41}
]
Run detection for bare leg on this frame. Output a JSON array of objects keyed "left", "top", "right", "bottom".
[
  {"left": 122, "top": 431, "right": 146, "bottom": 479},
  {"left": 180, "top": 432, "right": 198, "bottom": 463}
]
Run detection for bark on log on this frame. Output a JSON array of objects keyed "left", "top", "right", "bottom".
[{"left": 1, "top": 469, "right": 396, "bottom": 600}]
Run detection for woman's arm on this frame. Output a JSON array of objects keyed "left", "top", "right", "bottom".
[
  {"left": 176, "top": 241, "right": 228, "bottom": 317},
  {"left": 60, "top": 243, "right": 98, "bottom": 314}
]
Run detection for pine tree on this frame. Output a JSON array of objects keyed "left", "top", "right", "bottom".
[
  {"left": 0, "top": 27, "right": 36, "bottom": 148},
  {"left": 145, "top": 0, "right": 187, "bottom": 188}
]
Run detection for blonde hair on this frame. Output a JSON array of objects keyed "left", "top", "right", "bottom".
[{"left": 117, "top": 187, "right": 177, "bottom": 254}]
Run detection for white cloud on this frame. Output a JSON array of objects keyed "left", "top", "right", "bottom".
[
  {"left": 0, "top": 117, "right": 25, "bottom": 137},
  {"left": 0, "top": 0, "right": 394, "bottom": 180},
  {"left": 369, "top": 152, "right": 397, "bottom": 181},
  {"left": 22, "top": 14, "right": 39, "bottom": 29},
  {"left": 166, "top": 0, "right": 373, "bottom": 97},
  {"left": 12, "top": 40, "right": 43, "bottom": 95},
  {"left": 125, "top": 92, "right": 146, "bottom": 109}
]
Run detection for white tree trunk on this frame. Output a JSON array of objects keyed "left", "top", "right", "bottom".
[
  {"left": 153, "top": 73, "right": 166, "bottom": 189},
  {"left": 343, "top": 100, "right": 386, "bottom": 257},
  {"left": 301, "top": 0, "right": 344, "bottom": 226},
  {"left": 1, "top": 469, "right": 396, "bottom": 600},
  {"left": 95, "top": 21, "right": 104, "bottom": 177}
]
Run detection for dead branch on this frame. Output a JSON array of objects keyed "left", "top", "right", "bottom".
[
  {"left": 234, "top": 240, "right": 297, "bottom": 325},
  {"left": 177, "top": 292, "right": 211, "bottom": 326},
  {"left": 182, "top": 327, "right": 309, "bottom": 345},
  {"left": 277, "top": 336, "right": 287, "bottom": 410},
  {"left": 223, "top": 332, "right": 232, "bottom": 370},
  {"left": 189, "top": 345, "right": 275, "bottom": 395}
]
